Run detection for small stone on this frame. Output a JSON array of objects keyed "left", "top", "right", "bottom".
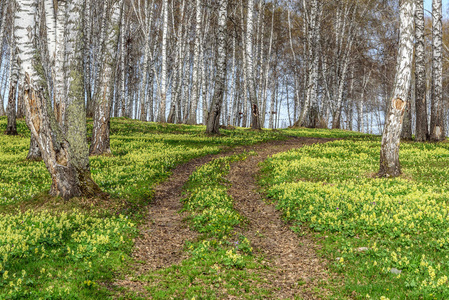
[
  {"left": 357, "top": 247, "right": 369, "bottom": 252},
  {"left": 390, "top": 268, "right": 401, "bottom": 274}
]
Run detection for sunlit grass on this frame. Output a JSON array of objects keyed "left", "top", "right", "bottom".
[{"left": 260, "top": 138, "right": 449, "bottom": 299}]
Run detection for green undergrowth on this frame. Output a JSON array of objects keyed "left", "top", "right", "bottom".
[
  {"left": 139, "top": 152, "right": 274, "bottom": 299},
  {"left": 0, "top": 115, "right": 374, "bottom": 299},
  {"left": 0, "top": 117, "right": 285, "bottom": 207},
  {"left": 0, "top": 117, "right": 286, "bottom": 299},
  {"left": 260, "top": 139, "right": 449, "bottom": 299},
  {"left": 0, "top": 210, "right": 136, "bottom": 299}
]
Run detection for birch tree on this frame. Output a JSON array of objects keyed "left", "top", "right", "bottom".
[
  {"left": 158, "top": 0, "right": 168, "bottom": 123},
  {"left": 378, "top": 0, "right": 415, "bottom": 177},
  {"left": 414, "top": 0, "right": 428, "bottom": 141},
  {"left": 14, "top": 0, "right": 102, "bottom": 199},
  {"left": 430, "top": 0, "right": 445, "bottom": 141},
  {"left": 246, "top": 0, "right": 261, "bottom": 130},
  {"left": 6, "top": 7, "right": 18, "bottom": 136},
  {"left": 206, "top": 0, "right": 228, "bottom": 134},
  {"left": 186, "top": 0, "right": 202, "bottom": 125},
  {"left": 90, "top": 0, "right": 122, "bottom": 155}
]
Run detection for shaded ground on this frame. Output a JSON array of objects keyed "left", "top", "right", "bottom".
[{"left": 116, "top": 137, "right": 335, "bottom": 298}]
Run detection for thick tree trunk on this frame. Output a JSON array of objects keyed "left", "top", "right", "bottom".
[
  {"left": 414, "top": 0, "right": 428, "bottom": 141},
  {"left": 401, "top": 101, "right": 413, "bottom": 140},
  {"left": 15, "top": 0, "right": 102, "bottom": 199},
  {"left": 295, "top": 0, "right": 320, "bottom": 128},
  {"left": 378, "top": 0, "right": 415, "bottom": 177},
  {"left": 206, "top": 0, "right": 227, "bottom": 134},
  {"left": 430, "top": 0, "right": 445, "bottom": 141}
]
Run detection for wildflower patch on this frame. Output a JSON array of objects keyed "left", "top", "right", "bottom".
[{"left": 261, "top": 139, "right": 449, "bottom": 299}]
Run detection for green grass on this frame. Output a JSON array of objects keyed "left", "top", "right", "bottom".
[
  {"left": 260, "top": 138, "right": 449, "bottom": 299},
  {"left": 2, "top": 116, "right": 393, "bottom": 299},
  {"left": 138, "top": 152, "right": 273, "bottom": 299},
  {"left": 0, "top": 117, "right": 287, "bottom": 299}
]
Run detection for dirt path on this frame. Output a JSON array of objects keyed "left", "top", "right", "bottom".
[
  {"left": 228, "top": 138, "right": 333, "bottom": 299},
  {"left": 115, "top": 137, "right": 334, "bottom": 298}
]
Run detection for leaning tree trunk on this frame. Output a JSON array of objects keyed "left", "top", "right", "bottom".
[
  {"left": 205, "top": 0, "right": 228, "bottom": 134},
  {"left": 15, "top": 0, "right": 102, "bottom": 199},
  {"left": 378, "top": 0, "right": 415, "bottom": 177},
  {"left": 90, "top": 0, "right": 122, "bottom": 156},
  {"left": 414, "top": 0, "right": 428, "bottom": 142},
  {"left": 430, "top": 0, "right": 445, "bottom": 141}
]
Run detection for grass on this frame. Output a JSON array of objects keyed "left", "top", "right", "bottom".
[
  {"left": 0, "top": 117, "right": 287, "bottom": 299},
  {"left": 7, "top": 115, "right": 442, "bottom": 299},
  {"left": 260, "top": 137, "right": 449, "bottom": 299},
  {"left": 137, "top": 152, "right": 274, "bottom": 299}
]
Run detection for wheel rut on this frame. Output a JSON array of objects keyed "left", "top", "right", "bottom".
[
  {"left": 115, "top": 137, "right": 335, "bottom": 298},
  {"left": 227, "top": 138, "right": 333, "bottom": 299}
]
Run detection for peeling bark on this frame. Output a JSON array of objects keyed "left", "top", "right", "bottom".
[{"left": 15, "top": 0, "right": 102, "bottom": 200}]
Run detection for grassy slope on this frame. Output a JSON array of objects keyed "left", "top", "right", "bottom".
[
  {"left": 260, "top": 134, "right": 449, "bottom": 299},
  {"left": 0, "top": 117, "right": 286, "bottom": 299}
]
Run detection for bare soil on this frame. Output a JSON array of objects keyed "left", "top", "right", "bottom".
[{"left": 115, "top": 137, "right": 335, "bottom": 299}]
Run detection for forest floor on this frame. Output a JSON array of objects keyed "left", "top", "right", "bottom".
[
  {"left": 5, "top": 117, "right": 449, "bottom": 299},
  {"left": 115, "top": 137, "right": 336, "bottom": 299}
]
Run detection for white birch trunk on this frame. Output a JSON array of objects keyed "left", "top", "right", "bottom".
[
  {"left": 206, "top": 0, "right": 227, "bottom": 134},
  {"left": 186, "top": 0, "right": 202, "bottom": 125},
  {"left": 246, "top": 0, "right": 260, "bottom": 129},
  {"left": 90, "top": 0, "right": 122, "bottom": 155},
  {"left": 379, "top": 0, "right": 415, "bottom": 177},
  {"left": 414, "top": 0, "right": 428, "bottom": 141},
  {"left": 158, "top": 0, "right": 168, "bottom": 122},
  {"left": 54, "top": 0, "right": 66, "bottom": 125},
  {"left": 430, "top": 0, "right": 445, "bottom": 141},
  {"left": 16, "top": 0, "right": 102, "bottom": 199}
]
